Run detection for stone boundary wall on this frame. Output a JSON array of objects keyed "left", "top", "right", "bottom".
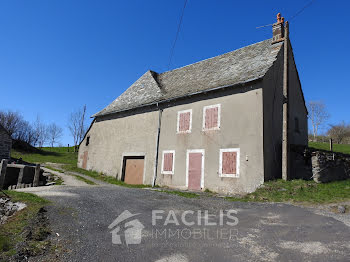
[
  {"left": 311, "top": 151, "right": 350, "bottom": 183},
  {"left": 290, "top": 144, "right": 350, "bottom": 183}
]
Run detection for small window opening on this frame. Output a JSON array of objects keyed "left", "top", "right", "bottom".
[
  {"left": 86, "top": 136, "right": 90, "bottom": 146},
  {"left": 294, "top": 117, "right": 300, "bottom": 133}
]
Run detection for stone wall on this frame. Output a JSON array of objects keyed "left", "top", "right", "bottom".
[
  {"left": 290, "top": 144, "right": 350, "bottom": 183},
  {"left": 0, "top": 127, "right": 12, "bottom": 160},
  {"left": 311, "top": 151, "right": 350, "bottom": 183},
  {"left": 290, "top": 145, "right": 313, "bottom": 180}
]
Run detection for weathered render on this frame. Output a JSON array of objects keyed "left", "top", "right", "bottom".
[
  {"left": 156, "top": 84, "right": 264, "bottom": 194},
  {"left": 0, "top": 124, "right": 11, "bottom": 160},
  {"left": 78, "top": 109, "right": 159, "bottom": 184},
  {"left": 262, "top": 40, "right": 308, "bottom": 181},
  {"left": 79, "top": 22, "right": 308, "bottom": 194}
]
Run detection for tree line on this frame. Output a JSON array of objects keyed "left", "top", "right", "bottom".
[
  {"left": 308, "top": 101, "right": 350, "bottom": 144},
  {"left": 0, "top": 105, "right": 88, "bottom": 150}
]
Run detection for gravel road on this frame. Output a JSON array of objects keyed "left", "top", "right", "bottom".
[{"left": 16, "top": 173, "right": 350, "bottom": 262}]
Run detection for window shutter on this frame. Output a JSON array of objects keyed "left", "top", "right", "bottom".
[
  {"left": 205, "top": 106, "right": 219, "bottom": 129},
  {"left": 222, "top": 151, "right": 237, "bottom": 175},
  {"left": 205, "top": 108, "right": 210, "bottom": 129},
  {"left": 213, "top": 107, "right": 218, "bottom": 128},
  {"left": 163, "top": 153, "right": 173, "bottom": 172},
  {"left": 179, "top": 112, "right": 191, "bottom": 132}
]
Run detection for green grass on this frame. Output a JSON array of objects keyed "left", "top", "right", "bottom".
[
  {"left": 0, "top": 191, "right": 50, "bottom": 260},
  {"left": 226, "top": 179, "right": 350, "bottom": 204},
  {"left": 11, "top": 147, "right": 77, "bottom": 165},
  {"left": 204, "top": 188, "right": 215, "bottom": 194},
  {"left": 54, "top": 176, "right": 64, "bottom": 185},
  {"left": 309, "top": 142, "right": 350, "bottom": 154},
  {"left": 158, "top": 190, "right": 199, "bottom": 198},
  {"left": 10, "top": 146, "right": 350, "bottom": 203},
  {"left": 45, "top": 165, "right": 96, "bottom": 185},
  {"left": 61, "top": 165, "right": 152, "bottom": 188},
  {"left": 48, "top": 164, "right": 198, "bottom": 197},
  {"left": 72, "top": 174, "right": 97, "bottom": 185}
]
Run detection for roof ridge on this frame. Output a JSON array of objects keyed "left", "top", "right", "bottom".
[
  {"left": 94, "top": 38, "right": 283, "bottom": 118},
  {"left": 160, "top": 38, "right": 272, "bottom": 75}
]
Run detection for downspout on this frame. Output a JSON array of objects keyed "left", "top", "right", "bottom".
[
  {"left": 152, "top": 103, "right": 163, "bottom": 187},
  {"left": 282, "top": 21, "right": 289, "bottom": 180}
]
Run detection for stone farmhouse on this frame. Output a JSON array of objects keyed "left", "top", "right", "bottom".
[
  {"left": 0, "top": 123, "right": 12, "bottom": 161},
  {"left": 78, "top": 15, "right": 307, "bottom": 194}
]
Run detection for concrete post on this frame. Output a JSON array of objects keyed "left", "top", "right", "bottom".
[
  {"left": 0, "top": 159, "right": 8, "bottom": 189},
  {"left": 17, "top": 167, "right": 25, "bottom": 188},
  {"left": 33, "top": 164, "right": 40, "bottom": 187},
  {"left": 282, "top": 21, "right": 289, "bottom": 181},
  {"left": 329, "top": 138, "right": 333, "bottom": 151}
]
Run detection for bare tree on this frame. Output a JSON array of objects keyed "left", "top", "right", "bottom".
[
  {"left": 0, "top": 110, "right": 37, "bottom": 145},
  {"left": 14, "top": 120, "right": 35, "bottom": 144},
  {"left": 327, "top": 122, "right": 350, "bottom": 144},
  {"left": 36, "top": 122, "right": 48, "bottom": 148},
  {"left": 47, "top": 123, "right": 63, "bottom": 147},
  {"left": 68, "top": 105, "right": 87, "bottom": 152},
  {"left": 32, "top": 116, "right": 47, "bottom": 147},
  {"left": 308, "top": 101, "right": 330, "bottom": 140},
  {"left": 78, "top": 105, "right": 87, "bottom": 143},
  {"left": 0, "top": 110, "right": 24, "bottom": 138}
]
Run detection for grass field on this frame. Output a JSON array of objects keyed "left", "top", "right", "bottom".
[
  {"left": 309, "top": 141, "right": 350, "bottom": 154},
  {"left": 10, "top": 146, "right": 350, "bottom": 203},
  {"left": 226, "top": 179, "right": 350, "bottom": 204},
  {"left": 11, "top": 147, "right": 77, "bottom": 165},
  {"left": 0, "top": 191, "right": 50, "bottom": 260}
]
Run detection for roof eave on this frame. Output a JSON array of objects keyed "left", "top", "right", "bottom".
[{"left": 92, "top": 76, "right": 264, "bottom": 118}]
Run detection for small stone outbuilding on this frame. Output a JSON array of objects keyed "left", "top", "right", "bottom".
[{"left": 0, "top": 124, "right": 11, "bottom": 160}]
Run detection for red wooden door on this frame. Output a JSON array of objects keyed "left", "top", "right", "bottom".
[{"left": 188, "top": 152, "right": 203, "bottom": 190}]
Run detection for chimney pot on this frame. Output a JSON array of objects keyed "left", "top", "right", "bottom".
[{"left": 272, "top": 13, "right": 285, "bottom": 43}]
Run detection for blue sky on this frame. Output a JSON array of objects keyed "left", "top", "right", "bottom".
[{"left": 0, "top": 0, "right": 349, "bottom": 145}]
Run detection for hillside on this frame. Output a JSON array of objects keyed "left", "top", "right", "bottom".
[{"left": 309, "top": 142, "right": 350, "bottom": 155}]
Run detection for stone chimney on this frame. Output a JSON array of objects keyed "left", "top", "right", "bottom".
[{"left": 272, "top": 13, "right": 284, "bottom": 43}]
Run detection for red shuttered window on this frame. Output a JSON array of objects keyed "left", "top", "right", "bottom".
[
  {"left": 219, "top": 148, "right": 240, "bottom": 177},
  {"left": 222, "top": 152, "right": 237, "bottom": 174},
  {"left": 203, "top": 104, "right": 220, "bottom": 131},
  {"left": 162, "top": 151, "right": 175, "bottom": 174},
  {"left": 177, "top": 110, "right": 192, "bottom": 133}
]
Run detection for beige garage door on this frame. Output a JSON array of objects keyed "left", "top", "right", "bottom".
[{"left": 123, "top": 157, "right": 144, "bottom": 185}]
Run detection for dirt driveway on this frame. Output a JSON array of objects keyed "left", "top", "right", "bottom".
[{"left": 16, "top": 172, "right": 350, "bottom": 262}]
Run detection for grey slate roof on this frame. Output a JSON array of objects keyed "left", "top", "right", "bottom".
[{"left": 93, "top": 38, "right": 283, "bottom": 117}]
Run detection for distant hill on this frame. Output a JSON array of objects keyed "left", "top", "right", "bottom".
[{"left": 12, "top": 139, "right": 42, "bottom": 153}]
